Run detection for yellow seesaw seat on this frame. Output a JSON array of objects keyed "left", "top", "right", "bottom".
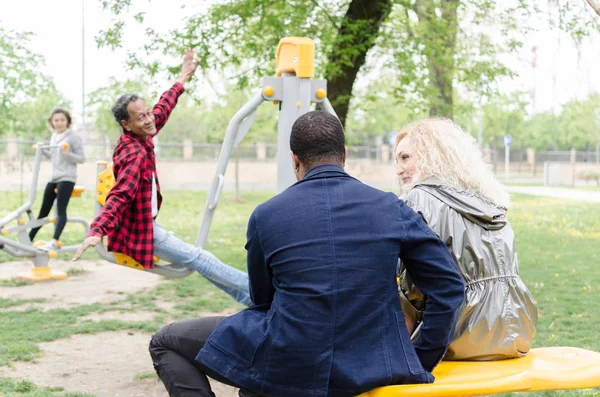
[{"left": 357, "top": 347, "right": 600, "bottom": 397}]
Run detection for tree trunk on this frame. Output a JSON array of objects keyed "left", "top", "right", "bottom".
[
  {"left": 585, "top": 0, "right": 600, "bottom": 17},
  {"left": 325, "top": 0, "right": 393, "bottom": 127},
  {"left": 415, "top": 0, "right": 459, "bottom": 118}
]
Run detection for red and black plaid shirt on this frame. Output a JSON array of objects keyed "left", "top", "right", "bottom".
[{"left": 89, "top": 82, "right": 185, "bottom": 268}]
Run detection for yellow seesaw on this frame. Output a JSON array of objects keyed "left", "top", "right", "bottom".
[{"left": 357, "top": 347, "right": 600, "bottom": 397}]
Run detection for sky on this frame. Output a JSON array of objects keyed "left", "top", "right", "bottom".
[{"left": 1, "top": 0, "right": 599, "bottom": 129}]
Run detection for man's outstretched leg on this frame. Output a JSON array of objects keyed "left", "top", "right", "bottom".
[{"left": 153, "top": 223, "right": 252, "bottom": 305}]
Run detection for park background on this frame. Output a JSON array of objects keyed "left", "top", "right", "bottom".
[{"left": 1, "top": 0, "right": 600, "bottom": 396}]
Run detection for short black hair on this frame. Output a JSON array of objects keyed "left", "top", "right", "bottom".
[
  {"left": 111, "top": 93, "right": 142, "bottom": 124},
  {"left": 290, "top": 111, "right": 345, "bottom": 169},
  {"left": 48, "top": 108, "right": 72, "bottom": 128}
]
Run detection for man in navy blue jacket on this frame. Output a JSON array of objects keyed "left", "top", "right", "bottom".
[{"left": 149, "top": 111, "right": 465, "bottom": 397}]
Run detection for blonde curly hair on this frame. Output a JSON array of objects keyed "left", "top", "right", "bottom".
[{"left": 394, "top": 118, "right": 511, "bottom": 208}]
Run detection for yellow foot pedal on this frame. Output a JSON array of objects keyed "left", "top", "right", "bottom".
[{"left": 15, "top": 266, "right": 67, "bottom": 282}]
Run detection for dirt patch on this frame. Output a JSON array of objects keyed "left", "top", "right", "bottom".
[
  {"left": 0, "top": 259, "right": 239, "bottom": 396},
  {"left": 78, "top": 310, "right": 158, "bottom": 324},
  {"left": 0, "top": 259, "right": 160, "bottom": 310},
  {"left": 0, "top": 331, "right": 238, "bottom": 397}
]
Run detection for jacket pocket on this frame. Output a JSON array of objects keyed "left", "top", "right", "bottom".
[
  {"left": 209, "top": 308, "right": 276, "bottom": 368},
  {"left": 394, "top": 311, "right": 426, "bottom": 377}
]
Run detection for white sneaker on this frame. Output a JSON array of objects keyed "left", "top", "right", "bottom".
[{"left": 38, "top": 241, "right": 58, "bottom": 252}]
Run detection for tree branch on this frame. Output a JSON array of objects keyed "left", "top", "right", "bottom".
[
  {"left": 403, "top": 6, "right": 415, "bottom": 39},
  {"left": 308, "top": 0, "right": 341, "bottom": 30},
  {"left": 585, "top": 0, "right": 600, "bottom": 17}
]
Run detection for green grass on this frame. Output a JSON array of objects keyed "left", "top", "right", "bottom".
[
  {"left": 1, "top": 190, "right": 599, "bottom": 396},
  {"left": 0, "top": 298, "right": 46, "bottom": 309},
  {"left": 0, "top": 278, "right": 32, "bottom": 288},
  {"left": 0, "top": 189, "right": 272, "bottom": 265},
  {"left": 496, "top": 193, "right": 600, "bottom": 397},
  {"left": 0, "top": 303, "right": 164, "bottom": 366},
  {"left": 574, "top": 185, "right": 600, "bottom": 191},
  {"left": 0, "top": 377, "right": 94, "bottom": 396},
  {"left": 64, "top": 267, "right": 86, "bottom": 276},
  {"left": 133, "top": 371, "right": 157, "bottom": 381},
  {"left": 504, "top": 182, "right": 600, "bottom": 191},
  {"left": 504, "top": 181, "right": 546, "bottom": 187}
]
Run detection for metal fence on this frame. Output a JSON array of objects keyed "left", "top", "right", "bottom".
[
  {"left": 1, "top": 138, "right": 598, "bottom": 173},
  {"left": 0, "top": 138, "right": 386, "bottom": 162}
]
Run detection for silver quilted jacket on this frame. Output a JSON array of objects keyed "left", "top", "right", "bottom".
[{"left": 399, "top": 180, "right": 538, "bottom": 361}]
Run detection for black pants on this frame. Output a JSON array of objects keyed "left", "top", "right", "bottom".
[
  {"left": 29, "top": 181, "right": 75, "bottom": 241},
  {"left": 149, "top": 317, "right": 266, "bottom": 397}
]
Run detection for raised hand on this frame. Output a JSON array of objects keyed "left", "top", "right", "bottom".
[{"left": 177, "top": 49, "right": 199, "bottom": 85}]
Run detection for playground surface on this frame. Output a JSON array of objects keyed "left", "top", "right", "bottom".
[{"left": 0, "top": 259, "right": 240, "bottom": 397}]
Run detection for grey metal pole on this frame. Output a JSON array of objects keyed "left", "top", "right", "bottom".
[
  {"left": 0, "top": 146, "right": 44, "bottom": 227},
  {"left": 505, "top": 145, "right": 510, "bottom": 181},
  {"left": 276, "top": 72, "right": 314, "bottom": 192},
  {"left": 321, "top": 97, "right": 338, "bottom": 119},
  {"left": 195, "top": 92, "right": 265, "bottom": 248}
]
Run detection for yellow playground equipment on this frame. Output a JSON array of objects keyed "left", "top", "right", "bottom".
[
  {"left": 93, "top": 161, "right": 194, "bottom": 277},
  {"left": 358, "top": 347, "right": 600, "bottom": 396},
  {"left": 90, "top": 36, "right": 600, "bottom": 395},
  {"left": 0, "top": 142, "right": 90, "bottom": 281}
]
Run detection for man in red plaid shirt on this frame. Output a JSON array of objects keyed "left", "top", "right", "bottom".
[{"left": 73, "top": 50, "right": 250, "bottom": 306}]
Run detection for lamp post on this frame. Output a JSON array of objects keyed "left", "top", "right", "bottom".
[{"left": 81, "top": 0, "right": 86, "bottom": 147}]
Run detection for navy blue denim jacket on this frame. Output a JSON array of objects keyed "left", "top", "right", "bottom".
[{"left": 197, "top": 165, "right": 464, "bottom": 397}]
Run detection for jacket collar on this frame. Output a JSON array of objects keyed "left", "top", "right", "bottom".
[
  {"left": 121, "top": 130, "right": 154, "bottom": 150},
  {"left": 415, "top": 176, "right": 445, "bottom": 188},
  {"left": 302, "top": 164, "right": 347, "bottom": 181}
]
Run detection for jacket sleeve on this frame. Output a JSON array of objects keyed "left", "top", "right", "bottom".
[
  {"left": 88, "top": 152, "right": 143, "bottom": 238},
  {"left": 245, "top": 209, "right": 274, "bottom": 306},
  {"left": 399, "top": 189, "right": 434, "bottom": 330},
  {"left": 66, "top": 135, "right": 86, "bottom": 164},
  {"left": 152, "top": 82, "right": 185, "bottom": 134},
  {"left": 397, "top": 201, "right": 465, "bottom": 372}
]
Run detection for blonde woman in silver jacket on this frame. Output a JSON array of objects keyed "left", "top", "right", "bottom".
[{"left": 394, "top": 118, "right": 537, "bottom": 361}]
